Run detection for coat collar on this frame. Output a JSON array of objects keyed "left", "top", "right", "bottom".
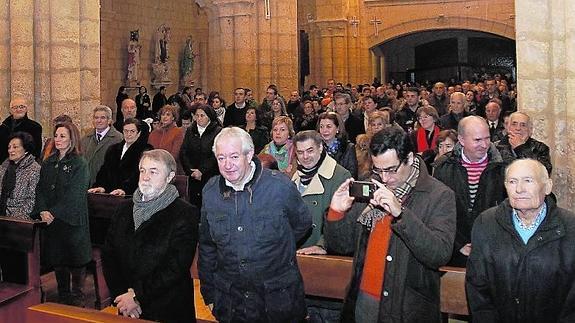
[
  {"left": 292, "top": 154, "right": 338, "bottom": 196},
  {"left": 495, "top": 196, "right": 564, "bottom": 244},
  {"left": 218, "top": 156, "right": 263, "bottom": 199},
  {"left": 437, "top": 141, "right": 504, "bottom": 166}
]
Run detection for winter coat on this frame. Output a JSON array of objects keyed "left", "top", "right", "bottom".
[
  {"left": 326, "top": 140, "right": 358, "bottom": 179},
  {"left": 0, "top": 153, "right": 40, "bottom": 218},
  {"left": 433, "top": 144, "right": 507, "bottom": 267},
  {"left": 103, "top": 198, "right": 199, "bottom": 323},
  {"left": 2, "top": 115, "right": 43, "bottom": 158},
  {"left": 466, "top": 197, "right": 575, "bottom": 323},
  {"left": 179, "top": 121, "right": 222, "bottom": 206},
  {"left": 93, "top": 139, "right": 153, "bottom": 195},
  {"left": 495, "top": 136, "right": 552, "bottom": 175},
  {"left": 292, "top": 155, "right": 351, "bottom": 249},
  {"left": 81, "top": 126, "right": 124, "bottom": 186},
  {"left": 199, "top": 157, "right": 311, "bottom": 323},
  {"left": 33, "top": 153, "right": 91, "bottom": 267},
  {"left": 327, "top": 160, "right": 456, "bottom": 322}
]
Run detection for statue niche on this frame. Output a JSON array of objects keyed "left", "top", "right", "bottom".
[
  {"left": 126, "top": 30, "right": 141, "bottom": 86},
  {"left": 152, "top": 24, "right": 171, "bottom": 84},
  {"left": 180, "top": 36, "right": 198, "bottom": 87}
]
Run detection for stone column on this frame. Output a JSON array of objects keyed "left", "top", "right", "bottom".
[
  {"left": 79, "top": 0, "right": 101, "bottom": 128},
  {"left": 516, "top": 0, "right": 575, "bottom": 209},
  {"left": 10, "top": 0, "right": 35, "bottom": 117},
  {"left": 3, "top": 0, "right": 100, "bottom": 133},
  {"left": 0, "top": 2, "right": 10, "bottom": 115},
  {"left": 199, "top": 0, "right": 298, "bottom": 102}
]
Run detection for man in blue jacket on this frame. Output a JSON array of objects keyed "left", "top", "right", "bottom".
[{"left": 199, "top": 127, "right": 312, "bottom": 323}]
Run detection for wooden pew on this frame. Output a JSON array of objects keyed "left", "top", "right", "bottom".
[
  {"left": 296, "top": 254, "right": 353, "bottom": 299},
  {"left": 27, "top": 303, "right": 155, "bottom": 322},
  {"left": 0, "top": 216, "right": 44, "bottom": 322},
  {"left": 440, "top": 266, "right": 469, "bottom": 320},
  {"left": 294, "top": 255, "right": 469, "bottom": 321}
]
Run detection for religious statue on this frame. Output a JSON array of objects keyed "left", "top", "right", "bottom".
[
  {"left": 126, "top": 30, "right": 141, "bottom": 86},
  {"left": 152, "top": 24, "right": 171, "bottom": 83},
  {"left": 180, "top": 36, "right": 198, "bottom": 86}
]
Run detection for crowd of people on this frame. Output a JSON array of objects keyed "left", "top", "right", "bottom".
[{"left": 0, "top": 72, "right": 573, "bottom": 323}]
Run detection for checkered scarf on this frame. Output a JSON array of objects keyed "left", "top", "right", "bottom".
[{"left": 357, "top": 156, "right": 420, "bottom": 230}]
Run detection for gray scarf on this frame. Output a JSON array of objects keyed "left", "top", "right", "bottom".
[
  {"left": 132, "top": 184, "right": 179, "bottom": 230},
  {"left": 357, "top": 156, "right": 421, "bottom": 230}
]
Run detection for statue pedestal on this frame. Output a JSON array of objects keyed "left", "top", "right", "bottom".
[{"left": 150, "top": 81, "right": 173, "bottom": 90}]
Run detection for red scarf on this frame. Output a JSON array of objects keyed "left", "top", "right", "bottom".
[{"left": 416, "top": 126, "right": 439, "bottom": 152}]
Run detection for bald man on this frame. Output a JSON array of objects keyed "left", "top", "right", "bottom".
[
  {"left": 434, "top": 116, "right": 507, "bottom": 267},
  {"left": 467, "top": 159, "right": 575, "bottom": 322},
  {"left": 2, "top": 98, "right": 43, "bottom": 159}
]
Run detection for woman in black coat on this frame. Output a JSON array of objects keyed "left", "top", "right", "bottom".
[
  {"left": 180, "top": 105, "right": 222, "bottom": 207},
  {"left": 243, "top": 105, "right": 270, "bottom": 154},
  {"left": 89, "top": 118, "right": 152, "bottom": 196}
]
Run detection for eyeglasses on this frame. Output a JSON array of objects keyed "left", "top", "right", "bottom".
[
  {"left": 371, "top": 163, "right": 402, "bottom": 176},
  {"left": 10, "top": 105, "right": 27, "bottom": 110}
]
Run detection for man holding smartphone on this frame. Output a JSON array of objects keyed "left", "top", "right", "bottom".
[{"left": 325, "top": 126, "right": 456, "bottom": 322}]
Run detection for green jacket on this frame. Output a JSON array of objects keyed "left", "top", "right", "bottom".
[
  {"left": 292, "top": 155, "right": 351, "bottom": 249},
  {"left": 34, "top": 153, "right": 90, "bottom": 226}
]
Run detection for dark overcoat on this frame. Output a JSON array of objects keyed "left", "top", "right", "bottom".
[
  {"left": 466, "top": 197, "right": 575, "bottom": 323},
  {"left": 199, "top": 158, "right": 312, "bottom": 323},
  {"left": 33, "top": 153, "right": 92, "bottom": 267},
  {"left": 93, "top": 139, "right": 152, "bottom": 195},
  {"left": 102, "top": 198, "right": 199, "bottom": 323},
  {"left": 179, "top": 121, "right": 222, "bottom": 206},
  {"left": 326, "top": 162, "right": 456, "bottom": 323}
]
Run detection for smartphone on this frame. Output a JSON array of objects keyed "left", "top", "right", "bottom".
[{"left": 350, "top": 181, "right": 376, "bottom": 201}]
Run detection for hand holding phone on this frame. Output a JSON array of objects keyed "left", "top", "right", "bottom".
[
  {"left": 349, "top": 181, "right": 377, "bottom": 201},
  {"left": 370, "top": 179, "right": 402, "bottom": 217}
]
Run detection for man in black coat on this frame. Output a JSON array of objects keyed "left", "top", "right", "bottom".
[
  {"left": 2, "top": 98, "right": 42, "bottom": 158},
  {"left": 466, "top": 159, "right": 575, "bottom": 323},
  {"left": 485, "top": 100, "right": 506, "bottom": 142},
  {"left": 103, "top": 149, "right": 198, "bottom": 322},
  {"left": 334, "top": 92, "right": 364, "bottom": 143},
  {"left": 439, "top": 92, "right": 469, "bottom": 131},
  {"left": 223, "top": 88, "right": 249, "bottom": 127},
  {"left": 434, "top": 116, "right": 508, "bottom": 267},
  {"left": 495, "top": 111, "right": 552, "bottom": 175},
  {"left": 152, "top": 86, "right": 167, "bottom": 116},
  {"left": 395, "top": 87, "right": 421, "bottom": 133}
]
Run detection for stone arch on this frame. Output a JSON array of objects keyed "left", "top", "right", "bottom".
[{"left": 369, "top": 16, "right": 515, "bottom": 49}]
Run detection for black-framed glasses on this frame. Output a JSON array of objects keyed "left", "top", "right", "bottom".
[
  {"left": 371, "top": 163, "right": 402, "bottom": 176},
  {"left": 10, "top": 105, "right": 26, "bottom": 110}
]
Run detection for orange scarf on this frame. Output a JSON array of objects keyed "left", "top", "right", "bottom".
[{"left": 360, "top": 215, "right": 393, "bottom": 300}]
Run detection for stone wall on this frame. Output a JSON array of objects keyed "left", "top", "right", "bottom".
[
  {"left": 99, "top": 0, "right": 208, "bottom": 116},
  {"left": 516, "top": 0, "right": 575, "bottom": 209},
  {"left": 0, "top": 0, "right": 100, "bottom": 133},
  {"left": 198, "top": 0, "right": 299, "bottom": 103},
  {"left": 300, "top": 0, "right": 515, "bottom": 87}
]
